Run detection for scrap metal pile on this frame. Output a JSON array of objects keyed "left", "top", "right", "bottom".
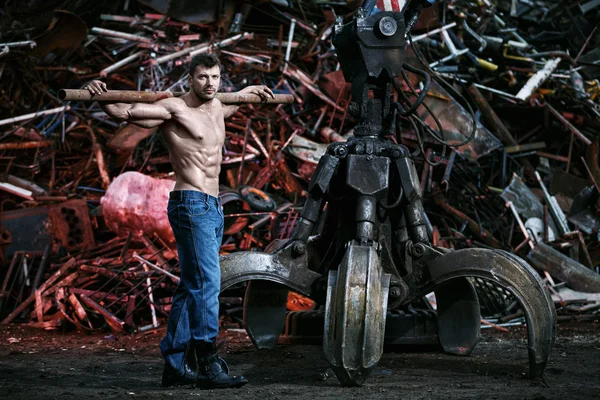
[{"left": 0, "top": 0, "right": 599, "bottom": 333}]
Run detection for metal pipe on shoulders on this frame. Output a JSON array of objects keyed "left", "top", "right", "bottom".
[{"left": 58, "top": 89, "right": 295, "bottom": 104}]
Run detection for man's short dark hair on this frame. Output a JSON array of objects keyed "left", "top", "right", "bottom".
[{"left": 189, "top": 53, "right": 221, "bottom": 76}]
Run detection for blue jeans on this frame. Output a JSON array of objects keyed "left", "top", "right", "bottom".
[{"left": 160, "top": 190, "right": 224, "bottom": 374}]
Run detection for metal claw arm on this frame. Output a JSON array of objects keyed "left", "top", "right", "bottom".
[
  {"left": 292, "top": 153, "right": 340, "bottom": 242},
  {"left": 219, "top": 250, "right": 320, "bottom": 296},
  {"left": 412, "top": 247, "right": 557, "bottom": 378}
]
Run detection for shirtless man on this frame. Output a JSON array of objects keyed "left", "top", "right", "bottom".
[{"left": 85, "top": 53, "right": 273, "bottom": 389}]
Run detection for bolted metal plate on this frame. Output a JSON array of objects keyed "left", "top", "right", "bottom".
[{"left": 345, "top": 155, "right": 390, "bottom": 196}]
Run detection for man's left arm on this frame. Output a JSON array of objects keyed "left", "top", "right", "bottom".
[{"left": 222, "top": 85, "right": 275, "bottom": 118}]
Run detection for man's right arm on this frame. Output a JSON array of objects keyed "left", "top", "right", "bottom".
[{"left": 84, "top": 80, "right": 173, "bottom": 127}]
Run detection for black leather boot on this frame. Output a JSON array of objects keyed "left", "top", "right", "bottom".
[
  {"left": 161, "top": 362, "right": 198, "bottom": 387},
  {"left": 193, "top": 341, "right": 248, "bottom": 389},
  {"left": 161, "top": 343, "right": 199, "bottom": 387}
]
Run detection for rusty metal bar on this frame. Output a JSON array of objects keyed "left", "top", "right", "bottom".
[
  {"left": 86, "top": 125, "right": 111, "bottom": 189},
  {"left": 133, "top": 253, "right": 179, "bottom": 282},
  {"left": 70, "top": 288, "right": 127, "bottom": 304},
  {"left": 528, "top": 242, "right": 600, "bottom": 293},
  {"left": 0, "top": 141, "right": 52, "bottom": 151},
  {"left": 79, "top": 293, "right": 125, "bottom": 331},
  {"left": 139, "top": 234, "right": 170, "bottom": 267},
  {"left": 545, "top": 103, "right": 591, "bottom": 145},
  {"left": 58, "top": 89, "right": 294, "bottom": 104},
  {"left": 536, "top": 151, "right": 569, "bottom": 163},
  {"left": 237, "top": 120, "right": 252, "bottom": 186},
  {"left": 1, "top": 259, "right": 76, "bottom": 325},
  {"left": 153, "top": 42, "right": 210, "bottom": 64},
  {"left": 100, "top": 51, "right": 145, "bottom": 77},
  {"left": 250, "top": 129, "right": 269, "bottom": 159},
  {"left": 507, "top": 201, "right": 535, "bottom": 249},
  {"left": 91, "top": 27, "right": 152, "bottom": 43},
  {"left": 468, "top": 85, "right": 518, "bottom": 146},
  {"left": 434, "top": 197, "right": 505, "bottom": 249},
  {"left": 283, "top": 66, "right": 345, "bottom": 111},
  {"left": 572, "top": 25, "right": 598, "bottom": 67},
  {"left": 585, "top": 141, "right": 600, "bottom": 191},
  {"left": 580, "top": 156, "right": 600, "bottom": 193},
  {"left": 152, "top": 32, "right": 253, "bottom": 65}
]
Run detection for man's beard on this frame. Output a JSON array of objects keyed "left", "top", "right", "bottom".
[{"left": 195, "top": 88, "right": 217, "bottom": 100}]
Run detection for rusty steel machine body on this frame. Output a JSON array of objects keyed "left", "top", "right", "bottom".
[{"left": 220, "top": 0, "right": 556, "bottom": 386}]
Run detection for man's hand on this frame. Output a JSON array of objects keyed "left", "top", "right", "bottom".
[
  {"left": 85, "top": 80, "right": 108, "bottom": 96},
  {"left": 239, "top": 85, "right": 275, "bottom": 102}
]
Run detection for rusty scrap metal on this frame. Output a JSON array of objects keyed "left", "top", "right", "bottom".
[
  {"left": 1, "top": 0, "right": 599, "bottom": 339},
  {"left": 58, "top": 89, "right": 294, "bottom": 104},
  {"left": 152, "top": 32, "right": 253, "bottom": 65},
  {"left": 434, "top": 196, "right": 505, "bottom": 249},
  {"left": 467, "top": 85, "right": 518, "bottom": 147},
  {"left": 535, "top": 171, "right": 570, "bottom": 235},
  {"left": 0, "top": 106, "right": 69, "bottom": 127},
  {"left": 528, "top": 242, "right": 600, "bottom": 293},
  {"left": 91, "top": 27, "right": 153, "bottom": 43},
  {"left": 544, "top": 103, "right": 592, "bottom": 146},
  {"left": 1, "top": 259, "right": 76, "bottom": 325}
]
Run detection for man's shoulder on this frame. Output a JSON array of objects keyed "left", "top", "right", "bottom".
[
  {"left": 213, "top": 97, "right": 224, "bottom": 108},
  {"left": 210, "top": 98, "right": 227, "bottom": 115},
  {"left": 155, "top": 96, "right": 187, "bottom": 113},
  {"left": 156, "top": 96, "right": 185, "bottom": 106}
]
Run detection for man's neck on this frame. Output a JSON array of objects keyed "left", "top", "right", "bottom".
[{"left": 184, "top": 91, "right": 213, "bottom": 110}]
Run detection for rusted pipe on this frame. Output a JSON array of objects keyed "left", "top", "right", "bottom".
[
  {"left": 434, "top": 196, "right": 505, "bottom": 249},
  {"left": 79, "top": 293, "right": 125, "bottom": 331},
  {"left": 133, "top": 254, "right": 179, "bottom": 282},
  {"left": 100, "top": 51, "right": 145, "bottom": 77},
  {"left": 0, "top": 141, "right": 52, "bottom": 150},
  {"left": 58, "top": 89, "right": 294, "bottom": 104},
  {"left": 237, "top": 120, "right": 251, "bottom": 186},
  {"left": 321, "top": 127, "right": 346, "bottom": 143},
  {"left": 86, "top": 125, "right": 111, "bottom": 189},
  {"left": 91, "top": 27, "right": 152, "bottom": 43},
  {"left": 283, "top": 67, "right": 345, "bottom": 112},
  {"left": 467, "top": 85, "right": 518, "bottom": 146},
  {"left": 152, "top": 32, "right": 253, "bottom": 65},
  {"left": 1, "top": 259, "right": 76, "bottom": 325},
  {"left": 244, "top": 26, "right": 284, "bottom": 73},
  {"left": 545, "top": 103, "right": 591, "bottom": 145},
  {"left": 467, "top": 85, "right": 535, "bottom": 176},
  {"left": 153, "top": 42, "right": 209, "bottom": 65},
  {"left": 585, "top": 139, "right": 600, "bottom": 190},
  {"left": 527, "top": 241, "right": 600, "bottom": 293},
  {"left": 6, "top": 175, "right": 48, "bottom": 196}
]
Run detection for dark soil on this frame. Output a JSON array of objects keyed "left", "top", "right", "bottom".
[{"left": 0, "top": 322, "right": 598, "bottom": 399}]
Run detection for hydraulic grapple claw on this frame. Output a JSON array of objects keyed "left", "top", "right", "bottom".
[
  {"left": 413, "top": 247, "right": 557, "bottom": 378},
  {"left": 323, "top": 244, "right": 391, "bottom": 387}
]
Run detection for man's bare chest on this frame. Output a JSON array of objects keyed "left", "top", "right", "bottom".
[{"left": 171, "top": 109, "right": 225, "bottom": 140}]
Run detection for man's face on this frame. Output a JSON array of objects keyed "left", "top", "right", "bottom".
[{"left": 191, "top": 65, "right": 221, "bottom": 100}]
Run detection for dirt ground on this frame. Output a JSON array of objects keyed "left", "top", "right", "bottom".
[{"left": 0, "top": 321, "right": 598, "bottom": 400}]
